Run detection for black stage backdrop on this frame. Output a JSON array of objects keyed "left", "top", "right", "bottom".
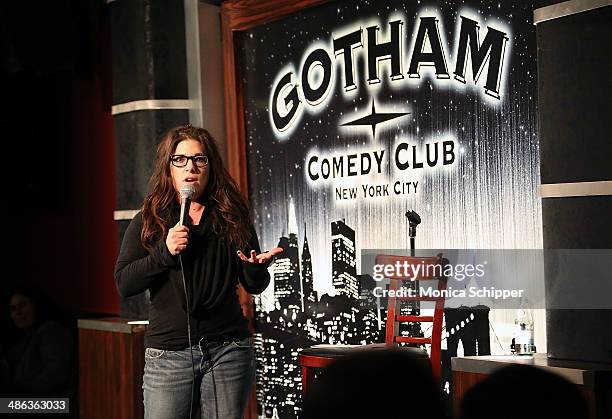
[{"left": 236, "top": 1, "right": 538, "bottom": 417}]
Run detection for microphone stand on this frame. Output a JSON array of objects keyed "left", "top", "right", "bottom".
[{"left": 405, "top": 210, "right": 422, "bottom": 338}]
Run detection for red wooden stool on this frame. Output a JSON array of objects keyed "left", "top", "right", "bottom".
[{"left": 299, "top": 254, "right": 448, "bottom": 395}]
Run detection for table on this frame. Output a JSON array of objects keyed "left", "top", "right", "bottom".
[
  {"left": 78, "top": 317, "right": 147, "bottom": 419},
  {"left": 451, "top": 354, "right": 612, "bottom": 419}
]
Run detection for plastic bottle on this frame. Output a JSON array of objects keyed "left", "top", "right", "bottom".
[{"left": 513, "top": 300, "right": 536, "bottom": 355}]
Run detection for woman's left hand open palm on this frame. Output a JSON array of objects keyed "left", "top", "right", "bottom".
[{"left": 237, "top": 247, "right": 283, "bottom": 264}]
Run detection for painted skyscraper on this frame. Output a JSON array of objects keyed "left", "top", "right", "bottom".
[
  {"left": 301, "top": 224, "right": 316, "bottom": 311},
  {"left": 273, "top": 199, "right": 301, "bottom": 310},
  {"left": 331, "top": 219, "right": 358, "bottom": 300}
]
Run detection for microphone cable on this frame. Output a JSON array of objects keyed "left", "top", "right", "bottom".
[
  {"left": 201, "top": 336, "right": 220, "bottom": 418},
  {"left": 179, "top": 254, "right": 196, "bottom": 419}
]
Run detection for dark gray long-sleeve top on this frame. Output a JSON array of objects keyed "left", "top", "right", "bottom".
[{"left": 114, "top": 204, "right": 270, "bottom": 350}]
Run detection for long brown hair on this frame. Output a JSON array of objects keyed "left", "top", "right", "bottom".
[{"left": 140, "top": 125, "right": 251, "bottom": 251}]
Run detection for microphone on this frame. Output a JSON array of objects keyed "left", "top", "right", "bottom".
[
  {"left": 179, "top": 183, "right": 196, "bottom": 226},
  {"left": 405, "top": 210, "right": 421, "bottom": 227}
]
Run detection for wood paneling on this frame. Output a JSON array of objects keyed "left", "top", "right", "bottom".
[
  {"left": 78, "top": 320, "right": 146, "bottom": 419},
  {"left": 452, "top": 371, "right": 489, "bottom": 417},
  {"left": 452, "top": 369, "right": 611, "bottom": 419}
]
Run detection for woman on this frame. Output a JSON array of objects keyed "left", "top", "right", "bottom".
[{"left": 115, "top": 125, "right": 281, "bottom": 419}]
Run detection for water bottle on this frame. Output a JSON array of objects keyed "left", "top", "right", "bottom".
[{"left": 513, "top": 301, "right": 536, "bottom": 355}]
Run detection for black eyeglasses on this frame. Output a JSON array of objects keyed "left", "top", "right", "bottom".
[{"left": 170, "top": 154, "right": 209, "bottom": 168}]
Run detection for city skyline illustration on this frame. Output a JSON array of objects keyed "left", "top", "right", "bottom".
[
  {"left": 253, "top": 200, "right": 389, "bottom": 418},
  {"left": 252, "top": 201, "right": 492, "bottom": 418}
]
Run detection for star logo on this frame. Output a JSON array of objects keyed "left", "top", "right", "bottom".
[{"left": 341, "top": 100, "right": 410, "bottom": 139}]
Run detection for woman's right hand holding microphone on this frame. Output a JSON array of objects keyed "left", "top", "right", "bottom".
[{"left": 166, "top": 223, "right": 189, "bottom": 255}]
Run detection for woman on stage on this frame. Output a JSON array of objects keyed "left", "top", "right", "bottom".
[{"left": 115, "top": 125, "right": 281, "bottom": 418}]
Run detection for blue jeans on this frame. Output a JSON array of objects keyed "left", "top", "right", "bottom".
[{"left": 143, "top": 336, "right": 255, "bottom": 419}]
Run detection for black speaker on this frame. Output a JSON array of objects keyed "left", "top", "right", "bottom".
[{"left": 537, "top": 4, "right": 612, "bottom": 363}]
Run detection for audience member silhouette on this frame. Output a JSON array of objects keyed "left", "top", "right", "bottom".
[
  {"left": 302, "top": 348, "right": 448, "bottom": 419},
  {"left": 460, "top": 364, "right": 589, "bottom": 419},
  {"left": 0, "top": 288, "right": 75, "bottom": 397}
]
